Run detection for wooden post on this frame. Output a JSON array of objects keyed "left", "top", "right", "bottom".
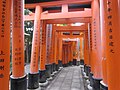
[
  {"left": 55, "top": 32, "right": 59, "bottom": 71},
  {"left": 64, "top": 45, "right": 68, "bottom": 66},
  {"left": 62, "top": 44, "right": 65, "bottom": 67},
  {"left": 46, "top": 24, "right": 53, "bottom": 78},
  {"left": 52, "top": 25, "right": 56, "bottom": 72},
  {"left": 0, "top": 0, "right": 11, "bottom": 90},
  {"left": 99, "top": 0, "right": 108, "bottom": 89},
  {"left": 10, "top": 0, "right": 27, "bottom": 90},
  {"left": 84, "top": 32, "right": 89, "bottom": 66},
  {"left": 80, "top": 37, "right": 84, "bottom": 65},
  {"left": 28, "top": 5, "right": 42, "bottom": 89},
  {"left": 39, "top": 21, "right": 47, "bottom": 84},
  {"left": 105, "top": 0, "right": 120, "bottom": 90},
  {"left": 73, "top": 41, "right": 77, "bottom": 65},
  {"left": 58, "top": 37, "right": 63, "bottom": 67},
  {"left": 84, "top": 31, "right": 90, "bottom": 76},
  {"left": 91, "top": 0, "right": 102, "bottom": 89}
]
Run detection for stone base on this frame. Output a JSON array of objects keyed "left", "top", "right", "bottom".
[
  {"left": 28, "top": 73, "right": 39, "bottom": 89},
  {"left": 89, "top": 72, "right": 94, "bottom": 87},
  {"left": 58, "top": 60, "right": 62, "bottom": 67},
  {"left": 10, "top": 75, "right": 27, "bottom": 90},
  {"left": 100, "top": 81, "right": 108, "bottom": 90},
  {"left": 39, "top": 70, "right": 47, "bottom": 83},
  {"left": 92, "top": 76, "right": 102, "bottom": 90},
  {"left": 55, "top": 64, "right": 59, "bottom": 71},
  {"left": 84, "top": 65, "right": 91, "bottom": 76},
  {"left": 77, "top": 61, "right": 80, "bottom": 66},
  {"left": 45, "top": 64, "right": 52, "bottom": 78},
  {"left": 53, "top": 63, "right": 56, "bottom": 72},
  {"left": 63, "top": 63, "right": 69, "bottom": 67},
  {"left": 80, "top": 59, "right": 84, "bottom": 65},
  {"left": 39, "top": 80, "right": 48, "bottom": 87},
  {"left": 73, "top": 59, "right": 77, "bottom": 65},
  {"left": 69, "top": 61, "right": 73, "bottom": 66}
]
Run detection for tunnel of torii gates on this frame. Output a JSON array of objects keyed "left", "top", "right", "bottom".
[{"left": 0, "top": 0, "right": 120, "bottom": 90}]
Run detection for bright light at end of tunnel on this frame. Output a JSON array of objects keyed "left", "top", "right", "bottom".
[{"left": 71, "top": 23, "right": 84, "bottom": 26}]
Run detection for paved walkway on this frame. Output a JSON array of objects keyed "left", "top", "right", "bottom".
[{"left": 46, "top": 66, "right": 85, "bottom": 90}]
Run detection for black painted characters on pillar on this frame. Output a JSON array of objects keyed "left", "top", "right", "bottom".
[
  {"left": 93, "top": 19, "right": 97, "bottom": 49},
  {"left": 107, "top": 0, "right": 114, "bottom": 54},
  {"left": 0, "top": 0, "right": 7, "bottom": 78},
  {"left": 14, "top": 0, "right": 22, "bottom": 28}
]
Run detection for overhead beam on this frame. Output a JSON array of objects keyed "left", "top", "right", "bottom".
[
  {"left": 57, "top": 35, "right": 83, "bottom": 38},
  {"left": 54, "top": 25, "right": 88, "bottom": 32},
  {"left": 46, "top": 18, "right": 91, "bottom": 24},
  {"left": 24, "top": 9, "right": 91, "bottom": 21},
  {"left": 41, "top": 9, "right": 91, "bottom": 20},
  {"left": 25, "top": 0, "right": 92, "bottom": 9}
]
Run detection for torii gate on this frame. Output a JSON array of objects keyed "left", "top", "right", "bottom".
[
  {"left": 24, "top": 0, "right": 92, "bottom": 89},
  {"left": 0, "top": 0, "right": 120, "bottom": 90}
]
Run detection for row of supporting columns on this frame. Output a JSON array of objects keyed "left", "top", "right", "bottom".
[
  {"left": 1, "top": 0, "right": 120, "bottom": 90},
  {"left": 82, "top": 0, "right": 120, "bottom": 90}
]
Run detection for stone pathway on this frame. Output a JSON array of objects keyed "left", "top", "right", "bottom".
[{"left": 46, "top": 66, "right": 85, "bottom": 90}]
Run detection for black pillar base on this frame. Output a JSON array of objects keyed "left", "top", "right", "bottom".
[
  {"left": 10, "top": 75, "right": 27, "bottom": 90},
  {"left": 89, "top": 72, "right": 94, "bottom": 87},
  {"left": 77, "top": 61, "right": 80, "bottom": 66},
  {"left": 63, "top": 63, "right": 68, "bottom": 67},
  {"left": 55, "top": 64, "right": 59, "bottom": 71},
  {"left": 45, "top": 64, "right": 52, "bottom": 78},
  {"left": 80, "top": 59, "right": 84, "bottom": 65},
  {"left": 85, "top": 65, "right": 91, "bottom": 76},
  {"left": 92, "top": 76, "right": 102, "bottom": 90},
  {"left": 69, "top": 61, "right": 72, "bottom": 66},
  {"left": 53, "top": 63, "right": 56, "bottom": 72},
  {"left": 39, "top": 70, "right": 47, "bottom": 83},
  {"left": 73, "top": 59, "right": 77, "bottom": 65},
  {"left": 58, "top": 60, "right": 62, "bottom": 67},
  {"left": 28, "top": 73, "right": 39, "bottom": 89},
  {"left": 100, "top": 81, "right": 108, "bottom": 90}
]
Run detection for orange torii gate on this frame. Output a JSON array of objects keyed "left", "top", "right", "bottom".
[
  {"left": 28, "top": 6, "right": 41, "bottom": 89},
  {"left": 0, "top": 1, "right": 11, "bottom": 90},
  {"left": 24, "top": 0, "right": 92, "bottom": 89},
  {"left": 102, "top": 0, "right": 120, "bottom": 90},
  {"left": 99, "top": 0, "right": 108, "bottom": 90},
  {"left": 90, "top": 0, "right": 102, "bottom": 90},
  {"left": 10, "top": 0, "right": 27, "bottom": 90}
]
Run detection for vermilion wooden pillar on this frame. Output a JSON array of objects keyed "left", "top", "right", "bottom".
[
  {"left": 28, "top": 6, "right": 42, "bottom": 89},
  {"left": 91, "top": 0, "right": 102, "bottom": 89},
  {"left": 68, "top": 43, "right": 71, "bottom": 66},
  {"left": 54, "top": 32, "right": 59, "bottom": 71},
  {"left": 64, "top": 45, "right": 68, "bottom": 66},
  {"left": 84, "top": 31, "right": 90, "bottom": 76},
  {"left": 46, "top": 24, "right": 53, "bottom": 78},
  {"left": 58, "top": 37, "right": 63, "bottom": 67},
  {"left": 10, "top": 0, "right": 27, "bottom": 90},
  {"left": 51, "top": 25, "right": 56, "bottom": 72},
  {"left": 80, "top": 37, "right": 84, "bottom": 65},
  {"left": 73, "top": 41, "right": 77, "bottom": 65},
  {"left": 62, "top": 44, "right": 65, "bottom": 67},
  {"left": 105, "top": 0, "right": 120, "bottom": 90},
  {"left": 70, "top": 42, "right": 73, "bottom": 65},
  {"left": 39, "top": 21, "right": 47, "bottom": 84},
  {"left": 0, "top": 1, "right": 11, "bottom": 90},
  {"left": 100, "top": 0, "right": 108, "bottom": 90},
  {"left": 84, "top": 32, "right": 89, "bottom": 66}
]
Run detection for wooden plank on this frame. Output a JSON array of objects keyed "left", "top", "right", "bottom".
[
  {"left": 24, "top": 9, "right": 91, "bottom": 21},
  {"left": 46, "top": 18, "right": 91, "bottom": 24},
  {"left": 41, "top": 9, "right": 92, "bottom": 20},
  {"left": 54, "top": 25, "right": 88, "bottom": 31}
]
